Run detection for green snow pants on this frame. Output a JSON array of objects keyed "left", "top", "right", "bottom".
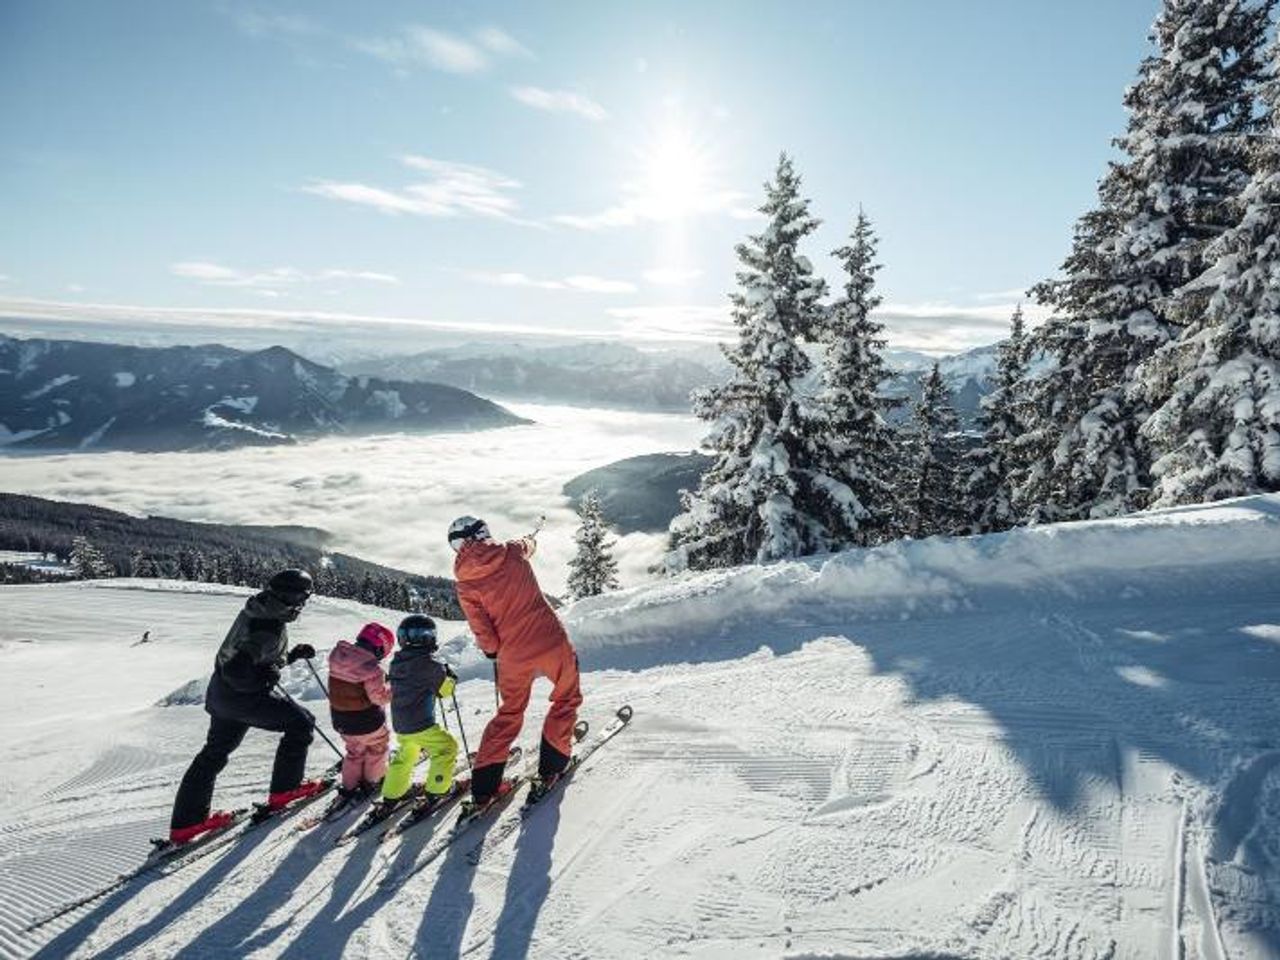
[{"left": 382, "top": 725, "right": 458, "bottom": 800}]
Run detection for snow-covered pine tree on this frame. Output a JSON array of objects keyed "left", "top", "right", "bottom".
[
  {"left": 70, "top": 535, "right": 112, "bottom": 579},
  {"left": 903, "top": 363, "right": 965, "bottom": 538},
  {"left": 816, "top": 208, "right": 903, "bottom": 545},
  {"left": 667, "top": 154, "right": 859, "bottom": 571},
  {"left": 567, "top": 490, "right": 620, "bottom": 599},
  {"left": 129, "top": 549, "right": 157, "bottom": 578},
  {"left": 1138, "top": 28, "right": 1280, "bottom": 505},
  {"left": 964, "top": 306, "right": 1030, "bottom": 533},
  {"left": 1018, "top": 0, "right": 1274, "bottom": 522}
]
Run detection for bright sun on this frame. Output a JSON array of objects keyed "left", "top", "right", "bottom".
[{"left": 636, "top": 126, "right": 716, "bottom": 222}]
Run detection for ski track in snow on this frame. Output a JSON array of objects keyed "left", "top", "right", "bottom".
[{"left": 2, "top": 495, "right": 1280, "bottom": 958}]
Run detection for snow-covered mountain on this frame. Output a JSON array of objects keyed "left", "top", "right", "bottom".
[
  {"left": 3, "top": 494, "right": 1279, "bottom": 958},
  {"left": 0, "top": 335, "right": 524, "bottom": 452},
  {"left": 344, "top": 341, "right": 717, "bottom": 413},
  {"left": 347, "top": 339, "right": 1001, "bottom": 423}
]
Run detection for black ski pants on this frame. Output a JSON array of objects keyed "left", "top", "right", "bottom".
[{"left": 170, "top": 675, "right": 314, "bottom": 830}]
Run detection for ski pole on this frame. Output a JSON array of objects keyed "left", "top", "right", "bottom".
[
  {"left": 276, "top": 682, "right": 343, "bottom": 761},
  {"left": 492, "top": 660, "right": 500, "bottom": 711},
  {"left": 304, "top": 657, "right": 329, "bottom": 699},
  {"left": 451, "top": 693, "right": 473, "bottom": 775}
]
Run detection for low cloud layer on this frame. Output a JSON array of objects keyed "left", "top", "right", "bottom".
[{"left": 0, "top": 404, "right": 705, "bottom": 594}]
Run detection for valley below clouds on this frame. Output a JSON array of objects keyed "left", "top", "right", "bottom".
[{"left": 0, "top": 403, "right": 704, "bottom": 593}]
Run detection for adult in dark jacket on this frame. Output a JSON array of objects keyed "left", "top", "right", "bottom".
[{"left": 167, "top": 569, "right": 324, "bottom": 844}]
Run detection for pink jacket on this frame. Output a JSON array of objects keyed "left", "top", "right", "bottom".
[{"left": 328, "top": 640, "right": 392, "bottom": 713}]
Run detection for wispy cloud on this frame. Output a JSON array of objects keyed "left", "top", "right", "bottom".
[
  {"left": 554, "top": 188, "right": 755, "bottom": 230},
  {"left": 356, "top": 24, "right": 530, "bottom": 74},
  {"left": 510, "top": 86, "right": 608, "bottom": 122},
  {"left": 228, "top": 9, "right": 324, "bottom": 40},
  {"left": 606, "top": 304, "right": 733, "bottom": 342},
  {"left": 475, "top": 26, "right": 533, "bottom": 59},
  {"left": 356, "top": 26, "right": 486, "bottom": 73},
  {"left": 872, "top": 300, "right": 1050, "bottom": 354},
  {"left": 0, "top": 274, "right": 11, "bottom": 283},
  {"left": 467, "top": 271, "right": 637, "bottom": 294},
  {"left": 974, "top": 287, "right": 1032, "bottom": 302},
  {"left": 643, "top": 267, "right": 703, "bottom": 286},
  {"left": 171, "top": 261, "right": 400, "bottom": 291},
  {"left": 304, "top": 156, "right": 529, "bottom": 222}
]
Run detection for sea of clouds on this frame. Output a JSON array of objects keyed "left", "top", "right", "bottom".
[{"left": 0, "top": 403, "right": 705, "bottom": 594}]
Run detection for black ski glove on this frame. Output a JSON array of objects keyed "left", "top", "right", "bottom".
[{"left": 286, "top": 643, "right": 316, "bottom": 664}]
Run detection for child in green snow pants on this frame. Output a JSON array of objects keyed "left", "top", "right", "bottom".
[{"left": 382, "top": 725, "right": 458, "bottom": 800}]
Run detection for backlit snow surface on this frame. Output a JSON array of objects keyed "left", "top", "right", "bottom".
[{"left": 3, "top": 495, "right": 1280, "bottom": 959}]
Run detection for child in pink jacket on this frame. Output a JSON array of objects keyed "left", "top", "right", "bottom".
[{"left": 327, "top": 622, "right": 394, "bottom": 796}]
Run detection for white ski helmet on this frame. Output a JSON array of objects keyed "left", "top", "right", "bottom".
[{"left": 448, "top": 515, "right": 491, "bottom": 551}]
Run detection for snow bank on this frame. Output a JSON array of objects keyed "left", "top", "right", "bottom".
[{"left": 566, "top": 493, "right": 1280, "bottom": 652}]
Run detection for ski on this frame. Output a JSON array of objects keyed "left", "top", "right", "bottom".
[
  {"left": 24, "top": 808, "right": 252, "bottom": 932},
  {"left": 465, "top": 705, "right": 632, "bottom": 866},
  {"left": 374, "top": 777, "right": 471, "bottom": 844},
  {"left": 376, "top": 772, "right": 529, "bottom": 890},
  {"left": 337, "top": 747, "right": 520, "bottom": 846},
  {"left": 24, "top": 759, "right": 340, "bottom": 932}
]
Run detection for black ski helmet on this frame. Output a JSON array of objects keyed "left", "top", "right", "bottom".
[
  {"left": 397, "top": 614, "right": 438, "bottom": 650},
  {"left": 267, "top": 568, "right": 313, "bottom": 604}
]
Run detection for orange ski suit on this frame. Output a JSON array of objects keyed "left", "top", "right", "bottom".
[{"left": 455, "top": 537, "right": 583, "bottom": 775}]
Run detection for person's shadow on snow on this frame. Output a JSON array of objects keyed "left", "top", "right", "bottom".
[
  {"left": 410, "top": 813, "right": 501, "bottom": 960},
  {"left": 32, "top": 823, "right": 276, "bottom": 960},
  {"left": 488, "top": 792, "right": 562, "bottom": 960},
  {"left": 278, "top": 808, "right": 462, "bottom": 960}
]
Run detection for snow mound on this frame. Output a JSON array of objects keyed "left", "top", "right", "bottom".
[{"left": 566, "top": 493, "right": 1280, "bottom": 660}]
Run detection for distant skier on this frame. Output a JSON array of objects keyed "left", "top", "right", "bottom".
[
  {"left": 167, "top": 568, "right": 325, "bottom": 845},
  {"left": 449, "top": 516, "right": 583, "bottom": 803},
  {"left": 369, "top": 615, "right": 459, "bottom": 816},
  {"left": 327, "top": 622, "right": 394, "bottom": 799}
]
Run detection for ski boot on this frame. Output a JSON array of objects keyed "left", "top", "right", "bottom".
[
  {"left": 267, "top": 778, "right": 328, "bottom": 812},
  {"left": 168, "top": 810, "right": 237, "bottom": 846}
]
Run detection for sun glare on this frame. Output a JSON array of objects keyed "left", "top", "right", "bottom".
[{"left": 636, "top": 126, "right": 715, "bottom": 222}]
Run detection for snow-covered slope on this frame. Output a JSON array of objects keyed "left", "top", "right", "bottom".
[{"left": 4, "top": 496, "right": 1280, "bottom": 959}]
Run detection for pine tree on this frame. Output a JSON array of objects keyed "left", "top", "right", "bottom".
[
  {"left": 1138, "top": 30, "right": 1280, "bottom": 505},
  {"left": 670, "top": 156, "right": 870, "bottom": 570},
  {"left": 70, "top": 535, "right": 112, "bottom": 579},
  {"left": 965, "top": 306, "right": 1030, "bottom": 532},
  {"left": 129, "top": 549, "right": 157, "bottom": 578},
  {"left": 567, "top": 490, "right": 620, "bottom": 599},
  {"left": 1019, "top": 0, "right": 1274, "bottom": 522},
  {"left": 903, "top": 364, "right": 965, "bottom": 538},
  {"left": 667, "top": 154, "right": 861, "bottom": 571},
  {"left": 816, "top": 209, "right": 903, "bottom": 545}
]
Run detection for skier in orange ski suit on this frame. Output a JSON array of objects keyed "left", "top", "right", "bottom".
[{"left": 449, "top": 516, "right": 583, "bottom": 802}]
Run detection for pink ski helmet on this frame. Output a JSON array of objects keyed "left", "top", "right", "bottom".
[{"left": 356, "top": 622, "right": 395, "bottom": 660}]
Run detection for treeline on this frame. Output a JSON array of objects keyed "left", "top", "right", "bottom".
[
  {"left": 669, "top": 1, "right": 1280, "bottom": 571},
  {"left": 0, "top": 493, "right": 461, "bottom": 617}
]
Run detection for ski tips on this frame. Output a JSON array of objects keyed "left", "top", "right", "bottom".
[{"left": 616, "top": 705, "right": 633, "bottom": 722}]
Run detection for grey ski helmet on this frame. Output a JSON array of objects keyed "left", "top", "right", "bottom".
[{"left": 448, "top": 516, "right": 490, "bottom": 552}]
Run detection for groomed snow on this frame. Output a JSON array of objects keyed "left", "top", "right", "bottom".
[{"left": 2, "top": 494, "right": 1280, "bottom": 959}]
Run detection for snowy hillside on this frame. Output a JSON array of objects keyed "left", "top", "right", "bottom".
[{"left": 4, "top": 496, "right": 1280, "bottom": 958}]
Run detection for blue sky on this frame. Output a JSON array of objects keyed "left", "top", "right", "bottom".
[{"left": 0, "top": 0, "right": 1160, "bottom": 355}]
